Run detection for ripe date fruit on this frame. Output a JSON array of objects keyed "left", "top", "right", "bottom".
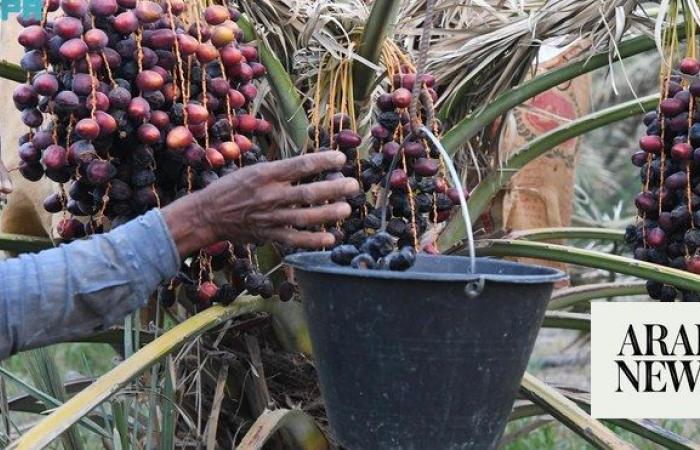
[{"left": 331, "top": 245, "right": 360, "bottom": 266}]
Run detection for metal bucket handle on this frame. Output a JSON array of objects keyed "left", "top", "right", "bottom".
[{"left": 376, "top": 126, "right": 483, "bottom": 298}]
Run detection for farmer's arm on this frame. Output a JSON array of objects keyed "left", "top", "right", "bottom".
[{"left": 0, "top": 152, "right": 357, "bottom": 358}]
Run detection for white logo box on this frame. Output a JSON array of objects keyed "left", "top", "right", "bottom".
[{"left": 591, "top": 302, "right": 700, "bottom": 419}]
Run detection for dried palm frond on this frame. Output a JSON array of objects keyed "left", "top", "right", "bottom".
[
  {"left": 293, "top": 1, "right": 370, "bottom": 88},
  {"left": 238, "top": 0, "right": 373, "bottom": 81},
  {"left": 238, "top": 0, "right": 377, "bottom": 152},
  {"left": 237, "top": 0, "right": 307, "bottom": 68},
  {"left": 237, "top": 0, "right": 659, "bottom": 161},
  {"left": 397, "top": 0, "right": 651, "bottom": 126}
]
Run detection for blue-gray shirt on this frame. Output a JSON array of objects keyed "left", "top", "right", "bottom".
[{"left": 0, "top": 209, "right": 180, "bottom": 359}]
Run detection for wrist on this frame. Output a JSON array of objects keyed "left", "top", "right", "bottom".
[{"left": 161, "top": 192, "right": 217, "bottom": 258}]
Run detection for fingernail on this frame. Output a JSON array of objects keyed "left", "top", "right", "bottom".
[{"left": 333, "top": 151, "right": 346, "bottom": 164}]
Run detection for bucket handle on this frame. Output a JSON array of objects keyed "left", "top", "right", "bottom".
[
  {"left": 377, "top": 126, "right": 484, "bottom": 298},
  {"left": 465, "top": 278, "right": 485, "bottom": 299}
]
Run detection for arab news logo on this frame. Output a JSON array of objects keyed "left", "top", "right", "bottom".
[{"left": 1, "top": 0, "right": 43, "bottom": 21}]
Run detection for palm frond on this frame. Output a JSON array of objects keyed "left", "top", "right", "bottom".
[
  {"left": 25, "top": 349, "right": 85, "bottom": 450},
  {"left": 399, "top": 0, "right": 649, "bottom": 126}
]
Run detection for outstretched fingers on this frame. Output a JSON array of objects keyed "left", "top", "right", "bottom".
[
  {"left": 264, "top": 228, "right": 337, "bottom": 249},
  {"left": 252, "top": 202, "right": 351, "bottom": 227},
  {"left": 264, "top": 151, "right": 347, "bottom": 182},
  {"left": 284, "top": 178, "right": 359, "bottom": 206},
  {"left": 0, "top": 162, "right": 13, "bottom": 195}
]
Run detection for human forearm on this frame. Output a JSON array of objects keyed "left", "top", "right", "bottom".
[
  {"left": 0, "top": 152, "right": 356, "bottom": 358},
  {"left": 0, "top": 209, "right": 179, "bottom": 358},
  {"left": 161, "top": 190, "right": 216, "bottom": 258}
]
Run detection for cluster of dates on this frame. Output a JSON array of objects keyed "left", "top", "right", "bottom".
[
  {"left": 13, "top": 0, "right": 277, "bottom": 307},
  {"left": 628, "top": 56, "right": 700, "bottom": 302},
  {"left": 317, "top": 67, "right": 466, "bottom": 270}
]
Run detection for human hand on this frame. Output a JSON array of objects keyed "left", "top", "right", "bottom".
[
  {"left": 0, "top": 140, "right": 14, "bottom": 197},
  {"left": 162, "top": 151, "right": 359, "bottom": 257}
]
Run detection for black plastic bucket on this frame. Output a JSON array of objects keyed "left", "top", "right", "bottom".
[{"left": 285, "top": 252, "right": 566, "bottom": 450}]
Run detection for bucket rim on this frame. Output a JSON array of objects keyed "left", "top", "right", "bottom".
[{"left": 285, "top": 252, "right": 567, "bottom": 284}]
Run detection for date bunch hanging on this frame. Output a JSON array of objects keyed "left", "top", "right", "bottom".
[
  {"left": 14, "top": 0, "right": 274, "bottom": 307},
  {"left": 628, "top": 12, "right": 700, "bottom": 302},
  {"left": 307, "top": 54, "right": 467, "bottom": 272}
]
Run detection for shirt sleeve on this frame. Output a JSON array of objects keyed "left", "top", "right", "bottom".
[{"left": 0, "top": 209, "right": 180, "bottom": 359}]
